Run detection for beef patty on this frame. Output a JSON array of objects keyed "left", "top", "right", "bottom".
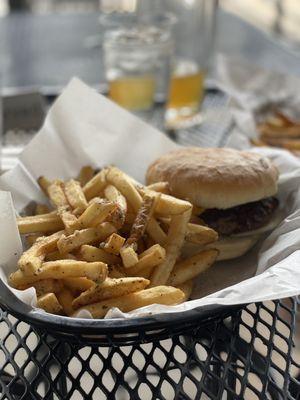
[{"left": 201, "top": 197, "right": 279, "bottom": 235}]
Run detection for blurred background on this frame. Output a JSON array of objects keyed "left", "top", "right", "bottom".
[{"left": 0, "top": 0, "right": 300, "bottom": 169}]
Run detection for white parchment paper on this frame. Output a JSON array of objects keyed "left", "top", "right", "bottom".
[
  {"left": 214, "top": 54, "right": 300, "bottom": 149},
  {"left": 1, "top": 77, "right": 300, "bottom": 320}
]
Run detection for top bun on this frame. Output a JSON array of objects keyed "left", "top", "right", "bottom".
[{"left": 146, "top": 147, "right": 278, "bottom": 209}]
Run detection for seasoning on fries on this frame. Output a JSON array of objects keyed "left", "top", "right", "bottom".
[{"left": 11, "top": 165, "right": 219, "bottom": 318}]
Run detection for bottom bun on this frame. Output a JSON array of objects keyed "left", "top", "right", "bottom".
[{"left": 182, "top": 235, "right": 260, "bottom": 261}]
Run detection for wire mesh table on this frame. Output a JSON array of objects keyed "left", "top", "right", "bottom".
[
  {"left": 0, "top": 90, "right": 300, "bottom": 400},
  {"left": 0, "top": 299, "right": 299, "bottom": 399}
]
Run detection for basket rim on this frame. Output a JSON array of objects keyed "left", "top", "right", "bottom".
[{"left": 0, "top": 278, "right": 244, "bottom": 335}]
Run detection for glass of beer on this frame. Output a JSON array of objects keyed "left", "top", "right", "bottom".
[
  {"left": 164, "top": 0, "right": 218, "bottom": 125},
  {"left": 101, "top": 13, "right": 174, "bottom": 112}
]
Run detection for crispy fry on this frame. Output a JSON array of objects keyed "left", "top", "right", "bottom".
[
  {"left": 160, "top": 218, "right": 217, "bottom": 245},
  {"left": 127, "top": 193, "right": 156, "bottom": 245},
  {"left": 147, "top": 218, "right": 167, "bottom": 245},
  {"left": 76, "top": 200, "right": 116, "bottom": 229},
  {"left": 263, "top": 136, "right": 300, "bottom": 150},
  {"left": 79, "top": 245, "right": 120, "bottom": 265},
  {"left": 185, "top": 223, "right": 218, "bottom": 245},
  {"left": 150, "top": 208, "right": 192, "bottom": 286},
  {"left": 126, "top": 244, "right": 166, "bottom": 276},
  {"left": 59, "top": 207, "right": 79, "bottom": 234},
  {"left": 72, "top": 277, "right": 150, "bottom": 309},
  {"left": 73, "top": 286, "right": 185, "bottom": 318},
  {"left": 120, "top": 245, "right": 139, "bottom": 268},
  {"left": 56, "top": 287, "right": 75, "bottom": 316},
  {"left": 140, "top": 187, "right": 192, "bottom": 216},
  {"left": 35, "top": 204, "right": 50, "bottom": 215},
  {"left": 83, "top": 169, "right": 107, "bottom": 200},
  {"left": 17, "top": 213, "right": 64, "bottom": 234},
  {"left": 37, "top": 293, "right": 63, "bottom": 315},
  {"left": 259, "top": 123, "right": 300, "bottom": 139},
  {"left": 146, "top": 182, "right": 170, "bottom": 194},
  {"left": 37, "top": 176, "right": 51, "bottom": 195},
  {"left": 47, "top": 180, "right": 68, "bottom": 208},
  {"left": 63, "top": 277, "right": 95, "bottom": 293},
  {"left": 19, "top": 279, "right": 63, "bottom": 297},
  {"left": 104, "top": 184, "right": 127, "bottom": 216},
  {"left": 18, "top": 230, "right": 64, "bottom": 275},
  {"left": 177, "top": 280, "right": 194, "bottom": 301},
  {"left": 65, "top": 179, "right": 88, "bottom": 213},
  {"left": 106, "top": 167, "right": 142, "bottom": 212},
  {"left": 78, "top": 166, "right": 95, "bottom": 187},
  {"left": 103, "top": 233, "right": 125, "bottom": 255},
  {"left": 10, "top": 260, "right": 107, "bottom": 288},
  {"left": 167, "top": 249, "right": 218, "bottom": 286},
  {"left": 26, "top": 234, "right": 42, "bottom": 247},
  {"left": 57, "top": 222, "right": 116, "bottom": 253}
]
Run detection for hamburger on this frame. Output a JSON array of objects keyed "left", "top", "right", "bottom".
[{"left": 146, "top": 147, "right": 280, "bottom": 260}]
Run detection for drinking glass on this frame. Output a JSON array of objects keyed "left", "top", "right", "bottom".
[
  {"left": 164, "top": 0, "right": 218, "bottom": 124},
  {"left": 101, "top": 13, "right": 174, "bottom": 112}
]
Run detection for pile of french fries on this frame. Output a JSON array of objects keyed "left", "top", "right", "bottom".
[
  {"left": 9, "top": 166, "right": 218, "bottom": 319},
  {"left": 253, "top": 110, "right": 300, "bottom": 152}
]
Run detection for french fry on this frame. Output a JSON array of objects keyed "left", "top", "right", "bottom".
[
  {"left": 56, "top": 287, "right": 75, "bottom": 316},
  {"left": 259, "top": 123, "right": 300, "bottom": 139},
  {"left": 63, "top": 277, "right": 95, "bottom": 293},
  {"left": 57, "top": 222, "right": 116, "bottom": 253},
  {"left": 9, "top": 260, "right": 107, "bottom": 288},
  {"left": 83, "top": 169, "right": 107, "bottom": 200},
  {"left": 79, "top": 245, "right": 120, "bottom": 265},
  {"left": 106, "top": 167, "right": 142, "bottom": 212},
  {"left": 37, "top": 176, "right": 51, "bottom": 195},
  {"left": 72, "top": 286, "right": 185, "bottom": 318},
  {"left": 76, "top": 200, "right": 116, "bottom": 229},
  {"left": 18, "top": 230, "right": 64, "bottom": 275},
  {"left": 177, "top": 280, "right": 194, "bottom": 301},
  {"left": 64, "top": 179, "right": 88, "bottom": 213},
  {"left": 17, "top": 213, "right": 64, "bottom": 234},
  {"left": 147, "top": 218, "right": 167, "bottom": 245},
  {"left": 103, "top": 233, "right": 125, "bottom": 255},
  {"left": 263, "top": 136, "right": 300, "bottom": 151},
  {"left": 160, "top": 218, "right": 218, "bottom": 245},
  {"left": 126, "top": 244, "right": 166, "bottom": 276},
  {"left": 78, "top": 166, "right": 95, "bottom": 187},
  {"left": 47, "top": 180, "right": 69, "bottom": 208},
  {"left": 19, "top": 279, "right": 63, "bottom": 297},
  {"left": 185, "top": 223, "right": 218, "bottom": 245},
  {"left": 37, "top": 293, "right": 63, "bottom": 315},
  {"left": 127, "top": 193, "right": 156, "bottom": 245},
  {"left": 104, "top": 184, "right": 127, "bottom": 215},
  {"left": 150, "top": 208, "right": 192, "bottom": 286},
  {"left": 139, "top": 187, "right": 192, "bottom": 216},
  {"left": 35, "top": 204, "right": 50, "bottom": 215},
  {"left": 146, "top": 182, "right": 170, "bottom": 194},
  {"left": 59, "top": 207, "right": 79, "bottom": 234},
  {"left": 26, "top": 234, "right": 42, "bottom": 247},
  {"left": 167, "top": 249, "right": 218, "bottom": 286},
  {"left": 72, "top": 277, "right": 150, "bottom": 309},
  {"left": 120, "top": 245, "right": 139, "bottom": 268}
]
